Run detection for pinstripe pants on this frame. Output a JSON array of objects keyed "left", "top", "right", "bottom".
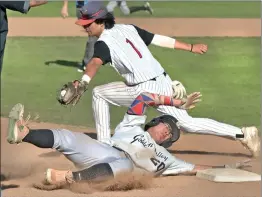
[{"left": 92, "top": 73, "right": 243, "bottom": 142}]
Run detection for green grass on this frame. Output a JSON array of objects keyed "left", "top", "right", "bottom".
[
  {"left": 7, "top": 1, "right": 261, "bottom": 18},
  {"left": 1, "top": 37, "right": 260, "bottom": 131}
]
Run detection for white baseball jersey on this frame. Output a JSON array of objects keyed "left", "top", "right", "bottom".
[
  {"left": 96, "top": 24, "right": 164, "bottom": 85},
  {"left": 104, "top": 113, "right": 195, "bottom": 176},
  {"left": 92, "top": 24, "right": 243, "bottom": 143}
]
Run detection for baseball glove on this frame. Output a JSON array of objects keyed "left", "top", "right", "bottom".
[
  {"left": 172, "top": 80, "right": 187, "bottom": 99},
  {"left": 57, "top": 80, "right": 88, "bottom": 106}
]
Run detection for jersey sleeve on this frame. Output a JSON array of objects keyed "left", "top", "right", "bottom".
[
  {"left": 93, "top": 41, "right": 112, "bottom": 65},
  {"left": 132, "top": 25, "right": 155, "bottom": 46},
  {"left": 0, "top": 1, "right": 30, "bottom": 13},
  {"left": 114, "top": 113, "right": 147, "bottom": 133},
  {"left": 161, "top": 156, "right": 195, "bottom": 176}
]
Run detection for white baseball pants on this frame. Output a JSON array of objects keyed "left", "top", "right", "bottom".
[
  {"left": 92, "top": 73, "right": 243, "bottom": 142},
  {"left": 106, "top": 1, "right": 130, "bottom": 15}
]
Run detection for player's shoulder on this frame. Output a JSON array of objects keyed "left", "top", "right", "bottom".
[
  {"left": 113, "top": 24, "right": 137, "bottom": 31},
  {"left": 115, "top": 113, "right": 147, "bottom": 131}
]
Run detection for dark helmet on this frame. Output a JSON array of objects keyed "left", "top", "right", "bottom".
[{"left": 144, "top": 115, "right": 180, "bottom": 148}]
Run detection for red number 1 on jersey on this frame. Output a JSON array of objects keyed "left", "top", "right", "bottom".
[{"left": 126, "top": 38, "right": 142, "bottom": 58}]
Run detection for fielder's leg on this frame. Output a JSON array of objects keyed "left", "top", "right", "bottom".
[
  {"left": 76, "top": 7, "right": 82, "bottom": 19},
  {"left": 75, "top": 8, "right": 98, "bottom": 72},
  {"left": 92, "top": 82, "right": 141, "bottom": 142},
  {"left": 106, "top": 1, "right": 118, "bottom": 13},
  {"left": 156, "top": 75, "right": 260, "bottom": 157},
  {"left": 81, "top": 36, "right": 98, "bottom": 69},
  {"left": 120, "top": 1, "right": 153, "bottom": 15}
]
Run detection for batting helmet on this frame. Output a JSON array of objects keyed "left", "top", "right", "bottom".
[{"left": 144, "top": 115, "right": 180, "bottom": 148}]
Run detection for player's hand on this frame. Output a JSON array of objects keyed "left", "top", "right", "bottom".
[
  {"left": 180, "top": 92, "right": 202, "bottom": 110},
  {"left": 191, "top": 44, "right": 208, "bottom": 54},
  {"left": 61, "top": 6, "right": 69, "bottom": 18},
  {"left": 172, "top": 80, "right": 187, "bottom": 99}
]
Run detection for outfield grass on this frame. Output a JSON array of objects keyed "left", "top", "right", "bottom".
[
  {"left": 7, "top": 1, "right": 260, "bottom": 18},
  {"left": 1, "top": 37, "right": 260, "bottom": 131}
]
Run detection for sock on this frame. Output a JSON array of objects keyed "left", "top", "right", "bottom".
[
  {"left": 23, "top": 129, "right": 54, "bottom": 148},
  {"left": 72, "top": 163, "right": 113, "bottom": 182},
  {"left": 129, "top": 6, "right": 146, "bottom": 14}
]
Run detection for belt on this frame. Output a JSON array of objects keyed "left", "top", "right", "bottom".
[
  {"left": 127, "top": 72, "right": 167, "bottom": 87},
  {"left": 150, "top": 72, "right": 166, "bottom": 81}
]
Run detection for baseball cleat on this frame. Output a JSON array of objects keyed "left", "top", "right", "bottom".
[
  {"left": 144, "top": 2, "right": 153, "bottom": 15},
  {"left": 45, "top": 168, "right": 74, "bottom": 185},
  {"left": 77, "top": 62, "right": 86, "bottom": 73},
  {"left": 240, "top": 126, "right": 260, "bottom": 157},
  {"left": 7, "top": 103, "right": 29, "bottom": 144},
  {"left": 77, "top": 66, "right": 86, "bottom": 73}
]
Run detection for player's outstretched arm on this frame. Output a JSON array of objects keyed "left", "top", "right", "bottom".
[
  {"left": 151, "top": 34, "right": 208, "bottom": 55},
  {"left": 29, "top": 0, "right": 47, "bottom": 8},
  {"left": 133, "top": 25, "right": 207, "bottom": 54},
  {"left": 81, "top": 41, "right": 111, "bottom": 84},
  {"left": 73, "top": 57, "right": 103, "bottom": 87},
  {"left": 0, "top": 0, "right": 47, "bottom": 13},
  {"left": 82, "top": 57, "right": 103, "bottom": 82},
  {"left": 162, "top": 159, "right": 252, "bottom": 176},
  {"left": 127, "top": 92, "right": 201, "bottom": 115}
]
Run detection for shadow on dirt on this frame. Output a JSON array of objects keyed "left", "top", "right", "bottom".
[
  {"left": 170, "top": 150, "right": 252, "bottom": 158},
  {"left": 38, "top": 151, "right": 62, "bottom": 158},
  {"left": 1, "top": 173, "right": 20, "bottom": 190},
  {"left": 1, "top": 184, "right": 20, "bottom": 190}
]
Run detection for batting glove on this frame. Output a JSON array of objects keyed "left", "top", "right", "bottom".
[{"left": 172, "top": 80, "right": 187, "bottom": 99}]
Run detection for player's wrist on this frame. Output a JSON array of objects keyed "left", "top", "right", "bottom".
[
  {"left": 190, "top": 44, "right": 193, "bottom": 52},
  {"left": 81, "top": 74, "right": 91, "bottom": 84}
]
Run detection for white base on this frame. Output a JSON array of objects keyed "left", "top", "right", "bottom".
[{"left": 196, "top": 168, "right": 261, "bottom": 183}]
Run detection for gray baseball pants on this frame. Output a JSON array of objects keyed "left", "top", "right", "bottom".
[{"left": 51, "top": 129, "right": 133, "bottom": 175}]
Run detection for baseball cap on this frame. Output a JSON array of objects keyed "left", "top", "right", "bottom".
[{"left": 76, "top": 2, "right": 108, "bottom": 26}]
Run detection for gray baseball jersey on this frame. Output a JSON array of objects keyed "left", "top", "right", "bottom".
[
  {"left": 51, "top": 113, "right": 194, "bottom": 176},
  {"left": 105, "top": 113, "right": 195, "bottom": 175}
]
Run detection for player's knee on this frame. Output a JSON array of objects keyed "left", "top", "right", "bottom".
[
  {"left": 52, "top": 129, "right": 77, "bottom": 151},
  {"left": 106, "top": 6, "right": 114, "bottom": 13},
  {"left": 92, "top": 86, "right": 102, "bottom": 98},
  {"left": 120, "top": 7, "right": 130, "bottom": 15}
]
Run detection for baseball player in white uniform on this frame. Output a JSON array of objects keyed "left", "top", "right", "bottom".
[
  {"left": 7, "top": 92, "right": 250, "bottom": 185},
  {"left": 59, "top": 4, "right": 260, "bottom": 157},
  {"left": 106, "top": 1, "right": 153, "bottom": 15}
]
